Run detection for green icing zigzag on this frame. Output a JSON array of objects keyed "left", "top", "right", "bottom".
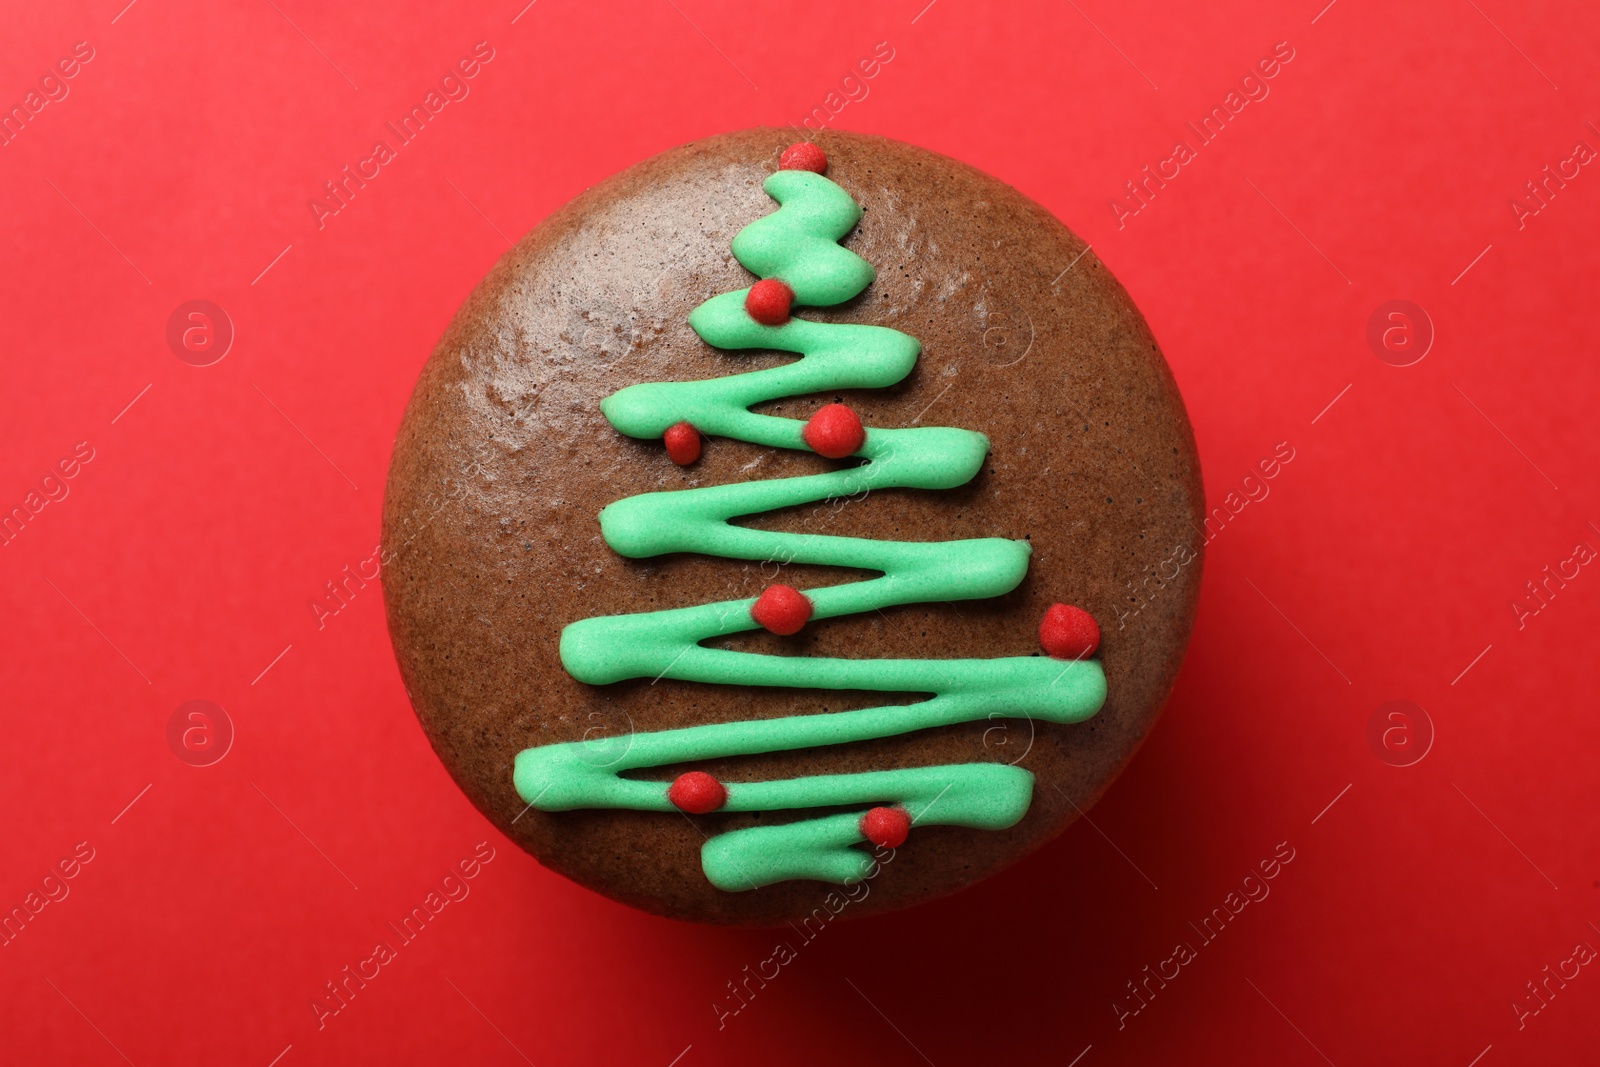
[{"left": 513, "top": 165, "right": 1106, "bottom": 891}]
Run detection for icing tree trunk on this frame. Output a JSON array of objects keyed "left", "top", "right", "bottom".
[{"left": 514, "top": 144, "right": 1106, "bottom": 891}]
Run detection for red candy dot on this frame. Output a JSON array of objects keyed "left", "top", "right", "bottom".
[
  {"left": 745, "top": 278, "right": 794, "bottom": 325},
  {"left": 802, "top": 403, "right": 866, "bottom": 459},
  {"left": 779, "top": 142, "right": 828, "bottom": 173},
  {"left": 751, "top": 584, "right": 813, "bottom": 636},
  {"left": 860, "top": 806, "right": 911, "bottom": 849},
  {"left": 1039, "top": 603, "right": 1100, "bottom": 660},
  {"left": 663, "top": 421, "right": 701, "bottom": 465},
  {"left": 668, "top": 771, "right": 727, "bottom": 814}
]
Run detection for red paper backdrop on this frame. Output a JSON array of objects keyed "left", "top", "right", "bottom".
[{"left": 3, "top": 1, "right": 1597, "bottom": 1063}]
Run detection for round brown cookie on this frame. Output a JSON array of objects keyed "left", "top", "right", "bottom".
[{"left": 381, "top": 127, "right": 1203, "bottom": 925}]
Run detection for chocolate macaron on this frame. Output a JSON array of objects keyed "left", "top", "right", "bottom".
[{"left": 382, "top": 128, "right": 1203, "bottom": 925}]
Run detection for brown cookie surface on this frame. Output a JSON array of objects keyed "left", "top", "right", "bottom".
[{"left": 381, "top": 127, "right": 1203, "bottom": 924}]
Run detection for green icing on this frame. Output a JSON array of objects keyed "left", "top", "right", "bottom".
[{"left": 513, "top": 162, "right": 1106, "bottom": 891}]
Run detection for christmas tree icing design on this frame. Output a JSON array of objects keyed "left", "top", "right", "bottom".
[{"left": 513, "top": 143, "right": 1106, "bottom": 891}]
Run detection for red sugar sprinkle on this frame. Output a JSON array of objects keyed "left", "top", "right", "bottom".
[
  {"left": 779, "top": 142, "right": 828, "bottom": 173},
  {"left": 1039, "top": 603, "right": 1100, "bottom": 660},
  {"left": 801, "top": 403, "right": 866, "bottom": 459},
  {"left": 751, "top": 584, "right": 813, "bottom": 636},
  {"left": 745, "top": 278, "right": 794, "bottom": 325},
  {"left": 663, "top": 422, "right": 701, "bottom": 465},
  {"left": 668, "top": 771, "right": 727, "bottom": 814},
  {"left": 860, "top": 806, "right": 911, "bottom": 849}
]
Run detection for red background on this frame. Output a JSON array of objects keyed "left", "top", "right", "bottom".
[{"left": 2, "top": 0, "right": 1597, "bottom": 1063}]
